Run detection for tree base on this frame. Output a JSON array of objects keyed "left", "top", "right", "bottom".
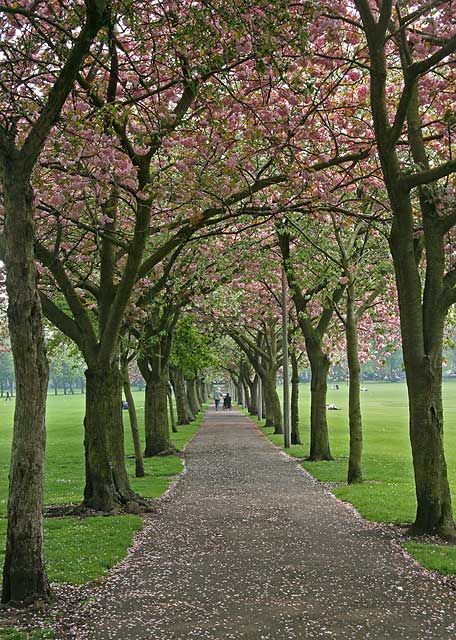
[
  {"left": 306, "top": 454, "right": 334, "bottom": 462},
  {"left": 408, "top": 522, "right": 456, "bottom": 543},
  {"left": 44, "top": 497, "right": 156, "bottom": 518},
  {"left": 144, "top": 444, "right": 178, "bottom": 458}
]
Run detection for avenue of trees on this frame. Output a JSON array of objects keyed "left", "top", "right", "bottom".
[{"left": 0, "top": 0, "right": 456, "bottom": 606}]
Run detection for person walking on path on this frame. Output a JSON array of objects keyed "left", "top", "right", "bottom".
[
  {"left": 223, "top": 392, "right": 232, "bottom": 410},
  {"left": 214, "top": 387, "right": 221, "bottom": 411}
]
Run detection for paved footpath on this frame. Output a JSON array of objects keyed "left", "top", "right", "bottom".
[{"left": 67, "top": 409, "right": 456, "bottom": 639}]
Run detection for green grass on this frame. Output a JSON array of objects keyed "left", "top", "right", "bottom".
[
  {"left": 260, "top": 380, "right": 456, "bottom": 573},
  {"left": 0, "top": 393, "right": 202, "bottom": 588},
  {"left": 0, "top": 392, "right": 201, "bottom": 510},
  {"left": 0, "top": 516, "right": 142, "bottom": 585},
  {"left": 404, "top": 541, "right": 456, "bottom": 575},
  {"left": 0, "top": 630, "right": 54, "bottom": 639}
]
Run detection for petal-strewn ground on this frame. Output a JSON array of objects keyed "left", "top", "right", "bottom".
[{"left": 63, "top": 409, "right": 456, "bottom": 639}]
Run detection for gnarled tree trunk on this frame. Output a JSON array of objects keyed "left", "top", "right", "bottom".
[{"left": 2, "top": 174, "right": 51, "bottom": 604}]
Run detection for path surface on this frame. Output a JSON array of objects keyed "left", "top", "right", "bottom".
[{"left": 68, "top": 409, "right": 456, "bottom": 639}]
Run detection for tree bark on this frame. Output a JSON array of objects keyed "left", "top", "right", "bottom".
[
  {"left": 236, "top": 379, "right": 244, "bottom": 406},
  {"left": 170, "top": 367, "right": 194, "bottom": 424},
  {"left": 248, "top": 374, "right": 258, "bottom": 415},
  {"left": 242, "top": 380, "right": 251, "bottom": 411},
  {"left": 391, "top": 228, "right": 455, "bottom": 537},
  {"left": 195, "top": 377, "right": 204, "bottom": 406},
  {"left": 308, "top": 345, "right": 332, "bottom": 461},
  {"left": 290, "top": 352, "right": 301, "bottom": 445},
  {"left": 262, "top": 371, "right": 283, "bottom": 434},
  {"left": 83, "top": 364, "right": 137, "bottom": 511},
  {"left": 121, "top": 365, "right": 144, "bottom": 478},
  {"left": 144, "top": 371, "right": 174, "bottom": 456},
  {"left": 346, "top": 288, "right": 363, "bottom": 484},
  {"left": 2, "top": 173, "right": 51, "bottom": 604},
  {"left": 168, "top": 386, "right": 178, "bottom": 433},
  {"left": 353, "top": 7, "right": 456, "bottom": 537},
  {"left": 186, "top": 377, "right": 200, "bottom": 417}
]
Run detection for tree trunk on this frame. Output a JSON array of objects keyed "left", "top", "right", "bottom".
[
  {"left": 248, "top": 375, "right": 258, "bottom": 415},
  {"left": 198, "top": 378, "right": 207, "bottom": 404},
  {"left": 346, "top": 289, "right": 363, "bottom": 484},
  {"left": 291, "top": 352, "right": 301, "bottom": 445},
  {"left": 357, "top": 10, "right": 456, "bottom": 538},
  {"left": 53, "top": 379, "right": 58, "bottom": 395},
  {"left": 407, "top": 370, "right": 454, "bottom": 536},
  {"left": 122, "top": 365, "right": 144, "bottom": 478},
  {"left": 2, "top": 173, "right": 51, "bottom": 604},
  {"left": 168, "top": 386, "right": 178, "bottom": 433},
  {"left": 242, "top": 380, "right": 251, "bottom": 411},
  {"left": 236, "top": 379, "right": 244, "bottom": 406},
  {"left": 144, "top": 371, "right": 174, "bottom": 456},
  {"left": 195, "top": 378, "right": 204, "bottom": 406},
  {"left": 83, "top": 364, "right": 136, "bottom": 511},
  {"left": 308, "top": 345, "right": 332, "bottom": 461},
  {"left": 391, "top": 229, "right": 455, "bottom": 538},
  {"left": 186, "top": 377, "right": 200, "bottom": 417},
  {"left": 262, "top": 372, "right": 283, "bottom": 434},
  {"left": 170, "top": 368, "right": 194, "bottom": 425}
]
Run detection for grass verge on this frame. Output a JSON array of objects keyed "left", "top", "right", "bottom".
[
  {"left": 259, "top": 380, "right": 456, "bottom": 574},
  {"left": 0, "top": 394, "right": 203, "bottom": 582}
]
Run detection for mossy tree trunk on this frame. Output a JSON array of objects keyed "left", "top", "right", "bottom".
[
  {"left": 170, "top": 367, "right": 194, "bottom": 424},
  {"left": 262, "top": 369, "right": 283, "bottom": 434},
  {"left": 308, "top": 343, "right": 332, "bottom": 461},
  {"left": 139, "top": 334, "right": 175, "bottom": 457},
  {"left": 0, "top": 0, "right": 109, "bottom": 604},
  {"left": 84, "top": 364, "right": 138, "bottom": 510},
  {"left": 1, "top": 173, "right": 50, "bottom": 604},
  {"left": 354, "top": 1, "right": 456, "bottom": 537},
  {"left": 248, "top": 374, "right": 258, "bottom": 415},
  {"left": 186, "top": 377, "right": 200, "bottom": 417}
]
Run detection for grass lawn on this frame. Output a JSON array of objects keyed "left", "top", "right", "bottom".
[
  {"left": 0, "top": 630, "right": 54, "bottom": 639},
  {"left": 0, "top": 392, "right": 202, "bottom": 586},
  {"left": 261, "top": 379, "right": 456, "bottom": 574}
]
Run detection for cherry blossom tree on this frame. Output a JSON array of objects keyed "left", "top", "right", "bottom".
[
  {"left": 0, "top": 0, "right": 108, "bottom": 604},
  {"left": 330, "top": 0, "right": 456, "bottom": 537}
]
